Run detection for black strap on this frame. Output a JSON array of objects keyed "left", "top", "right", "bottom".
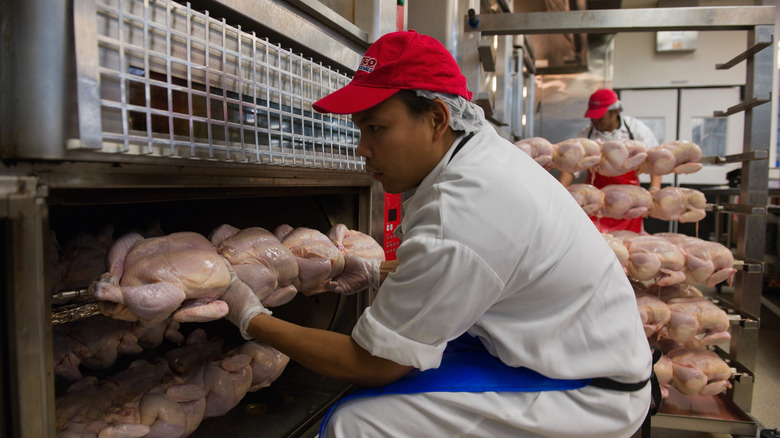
[
  {"left": 589, "top": 377, "right": 649, "bottom": 392},
  {"left": 447, "top": 132, "right": 476, "bottom": 164}
]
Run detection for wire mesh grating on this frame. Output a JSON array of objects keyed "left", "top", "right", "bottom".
[{"left": 73, "top": 0, "right": 362, "bottom": 170}]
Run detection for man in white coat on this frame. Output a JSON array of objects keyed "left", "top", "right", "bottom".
[{"left": 222, "top": 30, "right": 653, "bottom": 438}]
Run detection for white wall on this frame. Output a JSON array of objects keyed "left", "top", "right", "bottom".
[{"left": 613, "top": 31, "right": 747, "bottom": 89}]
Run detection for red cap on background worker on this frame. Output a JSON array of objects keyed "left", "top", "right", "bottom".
[{"left": 584, "top": 88, "right": 621, "bottom": 119}]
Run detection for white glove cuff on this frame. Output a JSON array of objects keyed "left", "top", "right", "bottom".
[{"left": 238, "top": 305, "right": 272, "bottom": 340}]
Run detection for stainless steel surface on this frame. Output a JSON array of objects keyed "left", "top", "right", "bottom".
[
  {"left": 1, "top": 176, "right": 56, "bottom": 438},
  {"left": 67, "top": 0, "right": 363, "bottom": 168},
  {"left": 699, "top": 150, "right": 769, "bottom": 165},
  {"left": 512, "top": 0, "right": 589, "bottom": 75},
  {"left": 0, "top": 0, "right": 72, "bottom": 159},
  {"left": 189, "top": 0, "right": 367, "bottom": 70},
  {"left": 468, "top": 6, "right": 775, "bottom": 35}
]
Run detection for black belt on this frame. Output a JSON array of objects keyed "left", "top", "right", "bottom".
[{"left": 589, "top": 377, "right": 649, "bottom": 392}]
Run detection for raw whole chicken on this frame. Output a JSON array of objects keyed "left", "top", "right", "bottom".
[
  {"left": 665, "top": 297, "right": 731, "bottom": 346},
  {"left": 514, "top": 137, "right": 554, "bottom": 169},
  {"left": 163, "top": 329, "right": 225, "bottom": 375},
  {"left": 623, "top": 235, "right": 687, "bottom": 286},
  {"left": 656, "top": 233, "right": 736, "bottom": 287},
  {"left": 274, "top": 225, "right": 345, "bottom": 295},
  {"left": 234, "top": 341, "right": 290, "bottom": 391},
  {"left": 640, "top": 140, "right": 703, "bottom": 175},
  {"left": 137, "top": 381, "right": 207, "bottom": 437},
  {"left": 53, "top": 317, "right": 183, "bottom": 381},
  {"left": 568, "top": 184, "right": 605, "bottom": 216},
  {"left": 600, "top": 184, "right": 653, "bottom": 219},
  {"left": 211, "top": 224, "right": 299, "bottom": 307},
  {"left": 551, "top": 137, "right": 602, "bottom": 173},
  {"left": 184, "top": 352, "right": 253, "bottom": 418},
  {"left": 643, "top": 283, "right": 704, "bottom": 302},
  {"left": 654, "top": 354, "right": 674, "bottom": 399},
  {"left": 89, "top": 231, "right": 232, "bottom": 326},
  {"left": 326, "top": 224, "right": 386, "bottom": 295},
  {"left": 635, "top": 292, "right": 671, "bottom": 338},
  {"left": 55, "top": 332, "right": 288, "bottom": 437},
  {"left": 602, "top": 232, "right": 629, "bottom": 272},
  {"left": 667, "top": 347, "right": 733, "bottom": 396},
  {"left": 649, "top": 187, "right": 707, "bottom": 223},
  {"left": 594, "top": 139, "right": 648, "bottom": 177}
]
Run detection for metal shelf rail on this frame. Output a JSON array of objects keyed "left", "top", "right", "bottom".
[{"left": 462, "top": 6, "right": 775, "bottom": 436}]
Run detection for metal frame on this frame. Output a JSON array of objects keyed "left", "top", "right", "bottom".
[
  {"left": 0, "top": 1, "right": 386, "bottom": 437},
  {"left": 462, "top": 6, "right": 774, "bottom": 436}
]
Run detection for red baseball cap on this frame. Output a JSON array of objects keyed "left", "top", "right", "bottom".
[
  {"left": 584, "top": 88, "right": 619, "bottom": 119},
  {"left": 312, "top": 30, "right": 472, "bottom": 115}
]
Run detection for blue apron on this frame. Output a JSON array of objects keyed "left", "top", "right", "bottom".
[{"left": 318, "top": 335, "right": 591, "bottom": 437}]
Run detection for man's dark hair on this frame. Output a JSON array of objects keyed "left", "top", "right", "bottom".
[{"left": 395, "top": 89, "right": 438, "bottom": 120}]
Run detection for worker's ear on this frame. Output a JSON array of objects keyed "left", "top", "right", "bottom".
[{"left": 430, "top": 98, "right": 451, "bottom": 141}]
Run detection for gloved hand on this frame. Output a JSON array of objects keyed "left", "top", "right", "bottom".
[{"left": 220, "top": 256, "right": 271, "bottom": 339}]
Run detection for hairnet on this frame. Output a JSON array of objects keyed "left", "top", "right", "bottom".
[{"left": 414, "top": 90, "right": 488, "bottom": 134}]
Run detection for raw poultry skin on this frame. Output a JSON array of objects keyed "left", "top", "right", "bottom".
[
  {"left": 624, "top": 235, "right": 687, "bottom": 286},
  {"left": 211, "top": 224, "right": 299, "bottom": 307},
  {"left": 653, "top": 354, "right": 674, "bottom": 398},
  {"left": 595, "top": 139, "right": 648, "bottom": 177},
  {"left": 551, "top": 137, "right": 602, "bottom": 173},
  {"left": 275, "top": 225, "right": 345, "bottom": 295},
  {"left": 600, "top": 184, "right": 653, "bottom": 219},
  {"left": 514, "top": 137, "right": 554, "bottom": 169},
  {"left": 568, "top": 184, "right": 605, "bottom": 216},
  {"left": 635, "top": 292, "right": 672, "bottom": 338},
  {"left": 640, "top": 140, "right": 703, "bottom": 175},
  {"left": 53, "top": 316, "right": 183, "bottom": 381},
  {"left": 664, "top": 297, "right": 731, "bottom": 346},
  {"left": 89, "top": 231, "right": 232, "bottom": 326},
  {"left": 326, "top": 224, "right": 386, "bottom": 295},
  {"left": 649, "top": 187, "right": 707, "bottom": 223},
  {"left": 602, "top": 232, "right": 629, "bottom": 272},
  {"left": 56, "top": 329, "right": 289, "bottom": 437},
  {"left": 656, "top": 233, "right": 736, "bottom": 287},
  {"left": 668, "top": 347, "right": 733, "bottom": 396}
]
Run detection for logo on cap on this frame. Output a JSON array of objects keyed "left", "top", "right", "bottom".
[{"left": 358, "top": 56, "right": 378, "bottom": 73}]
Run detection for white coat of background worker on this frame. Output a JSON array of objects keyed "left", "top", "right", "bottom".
[
  {"left": 559, "top": 88, "right": 663, "bottom": 232},
  {"left": 220, "top": 30, "right": 653, "bottom": 437}
]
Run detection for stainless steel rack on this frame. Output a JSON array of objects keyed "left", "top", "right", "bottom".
[
  {"left": 0, "top": 1, "right": 385, "bottom": 437},
  {"left": 462, "top": 5, "right": 775, "bottom": 436}
]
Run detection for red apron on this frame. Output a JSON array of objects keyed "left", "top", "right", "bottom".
[{"left": 587, "top": 170, "right": 643, "bottom": 233}]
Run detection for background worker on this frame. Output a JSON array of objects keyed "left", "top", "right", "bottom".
[{"left": 559, "top": 88, "right": 663, "bottom": 232}]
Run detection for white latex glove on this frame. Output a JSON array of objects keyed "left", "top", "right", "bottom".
[{"left": 220, "top": 256, "right": 271, "bottom": 340}]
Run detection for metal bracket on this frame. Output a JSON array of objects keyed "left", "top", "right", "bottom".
[
  {"left": 700, "top": 149, "right": 769, "bottom": 165},
  {"left": 714, "top": 93, "right": 772, "bottom": 117}
]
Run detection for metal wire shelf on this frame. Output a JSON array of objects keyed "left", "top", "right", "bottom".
[{"left": 71, "top": 0, "right": 362, "bottom": 170}]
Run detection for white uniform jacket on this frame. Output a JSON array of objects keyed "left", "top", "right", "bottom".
[
  {"left": 330, "top": 125, "right": 652, "bottom": 438},
  {"left": 577, "top": 114, "right": 659, "bottom": 146}
]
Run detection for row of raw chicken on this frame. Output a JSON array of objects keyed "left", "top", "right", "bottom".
[
  {"left": 633, "top": 282, "right": 735, "bottom": 399},
  {"left": 51, "top": 222, "right": 385, "bottom": 437},
  {"left": 606, "top": 230, "right": 737, "bottom": 400},
  {"left": 86, "top": 223, "right": 385, "bottom": 327},
  {"left": 56, "top": 326, "right": 288, "bottom": 437},
  {"left": 515, "top": 137, "right": 703, "bottom": 176},
  {"left": 569, "top": 184, "right": 707, "bottom": 223}
]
